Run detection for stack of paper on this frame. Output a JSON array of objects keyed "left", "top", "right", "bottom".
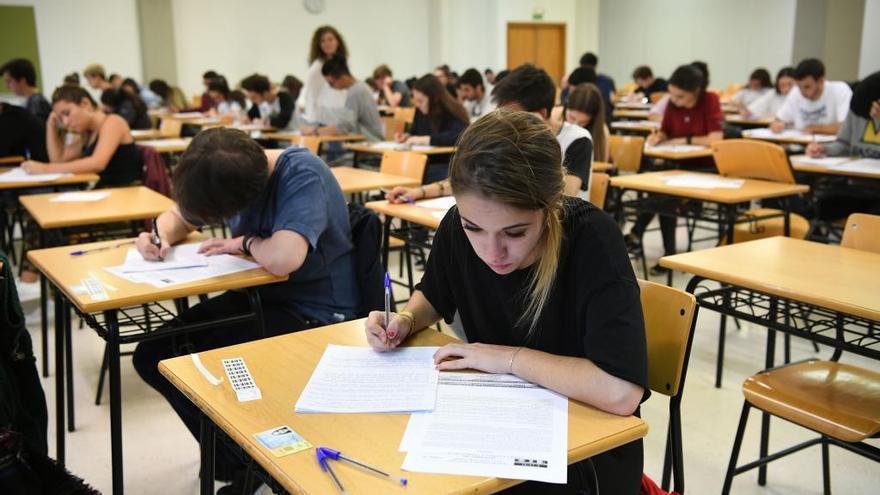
[
  {"left": 744, "top": 128, "right": 837, "bottom": 142},
  {"left": 832, "top": 158, "right": 880, "bottom": 174},
  {"left": 0, "top": 167, "right": 69, "bottom": 183},
  {"left": 294, "top": 345, "right": 439, "bottom": 413},
  {"left": 103, "top": 244, "right": 259, "bottom": 288},
  {"left": 400, "top": 373, "right": 568, "bottom": 483},
  {"left": 662, "top": 174, "right": 745, "bottom": 189},
  {"left": 138, "top": 138, "right": 190, "bottom": 147},
  {"left": 50, "top": 191, "right": 110, "bottom": 202},
  {"left": 792, "top": 156, "right": 852, "bottom": 167},
  {"left": 415, "top": 196, "right": 456, "bottom": 210}
]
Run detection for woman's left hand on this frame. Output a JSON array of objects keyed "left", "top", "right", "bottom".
[
  {"left": 21, "top": 161, "right": 50, "bottom": 174},
  {"left": 197, "top": 236, "right": 244, "bottom": 256},
  {"left": 433, "top": 343, "right": 521, "bottom": 374}
]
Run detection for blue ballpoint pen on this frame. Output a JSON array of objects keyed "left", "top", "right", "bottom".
[
  {"left": 317, "top": 447, "right": 407, "bottom": 491},
  {"left": 384, "top": 272, "right": 392, "bottom": 327}
]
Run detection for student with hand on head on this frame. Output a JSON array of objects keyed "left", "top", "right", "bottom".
[
  {"left": 101, "top": 88, "right": 152, "bottom": 130},
  {"left": 367, "top": 110, "right": 648, "bottom": 495},
  {"left": 456, "top": 68, "right": 495, "bottom": 120},
  {"left": 771, "top": 58, "right": 852, "bottom": 134},
  {"left": 565, "top": 83, "right": 610, "bottom": 162},
  {"left": 744, "top": 67, "right": 795, "bottom": 118},
  {"left": 300, "top": 56, "right": 383, "bottom": 141},
  {"left": 132, "top": 128, "right": 359, "bottom": 492},
  {"left": 1, "top": 58, "right": 51, "bottom": 121},
  {"left": 241, "top": 73, "right": 295, "bottom": 129},
  {"left": 21, "top": 85, "right": 142, "bottom": 187},
  {"left": 732, "top": 68, "right": 773, "bottom": 109},
  {"left": 373, "top": 64, "right": 411, "bottom": 108},
  {"left": 632, "top": 65, "right": 668, "bottom": 102},
  {"left": 301, "top": 25, "right": 348, "bottom": 123},
  {"left": 83, "top": 64, "right": 113, "bottom": 92},
  {"left": 149, "top": 79, "right": 188, "bottom": 112},
  {"left": 630, "top": 64, "right": 723, "bottom": 275}
]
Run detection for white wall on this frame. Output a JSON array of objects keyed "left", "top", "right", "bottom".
[
  {"left": 170, "top": 0, "right": 431, "bottom": 97},
  {"left": 859, "top": 0, "right": 880, "bottom": 78},
  {"left": 599, "top": 0, "right": 797, "bottom": 89},
  {"left": 0, "top": 0, "right": 143, "bottom": 97}
]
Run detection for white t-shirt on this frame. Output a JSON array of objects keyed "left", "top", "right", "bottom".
[
  {"left": 733, "top": 88, "right": 771, "bottom": 107},
  {"left": 746, "top": 91, "right": 787, "bottom": 118},
  {"left": 299, "top": 59, "right": 348, "bottom": 123},
  {"left": 775, "top": 81, "right": 852, "bottom": 130},
  {"left": 469, "top": 88, "right": 496, "bottom": 120},
  {"left": 556, "top": 121, "right": 594, "bottom": 200}
]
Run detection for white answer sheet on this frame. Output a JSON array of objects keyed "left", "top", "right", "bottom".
[
  {"left": 743, "top": 128, "right": 836, "bottom": 142},
  {"left": 644, "top": 144, "right": 707, "bottom": 153},
  {"left": 117, "top": 244, "right": 209, "bottom": 273},
  {"left": 792, "top": 156, "right": 852, "bottom": 167},
  {"left": 295, "top": 345, "right": 440, "bottom": 413},
  {"left": 400, "top": 373, "right": 568, "bottom": 484},
  {"left": 415, "top": 196, "right": 456, "bottom": 210},
  {"left": 49, "top": 191, "right": 110, "bottom": 202},
  {"left": 832, "top": 158, "right": 880, "bottom": 174},
  {"left": 662, "top": 174, "right": 744, "bottom": 189},
  {"left": 103, "top": 244, "right": 258, "bottom": 288},
  {"left": 0, "top": 167, "right": 69, "bottom": 182}
]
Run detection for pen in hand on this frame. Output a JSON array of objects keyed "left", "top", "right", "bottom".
[
  {"left": 384, "top": 272, "right": 391, "bottom": 328},
  {"left": 151, "top": 217, "right": 164, "bottom": 260}
]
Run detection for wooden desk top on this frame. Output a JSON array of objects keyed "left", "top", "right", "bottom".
[
  {"left": 27, "top": 235, "right": 285, "bottom": 313},
  {"left": 346, "top": 143, "right": 457, "bottom": 156},
  {"left": 366, "top": 199, "right": 449, "bottom": 229},
  {"left": 19, "top": 186, "right": 174, "bottom": 229},
  {"left": 742, "top": 128, "right": 837, "bottom": 145},
  {"left": 0, "top": 155, "right": 25, "bottom": 165},
  {"left": 131, "top": 129, "right": 169, "bottom": 141},
  {"left": 158, "top": 319, "right": 648, "bottom": 495},
  {"left": 790, "top": 155, "right": 880, "bottom": 180},
  {"left": 0, "top": 168, "right": 99, "bottom": 191},
  {"left": 593, "top": 161, "right": 613, "bottom": 172},
  {"left": 609, "top": 170, "right": 809, "bottom": 204},
  {"left": 331, "top": 167, "right": 420, "bottom": 194},
  {"left": 660, "top": 237, "right": 880, "bottom": 322},
  {"left": 642, "top": 146, "right": 714, "bottom": 161},
  {"left": 611, "top": 121, "right": 659, "bottom": 134},
  {"left": 264, "top": 132, "right": 367, "bottom": 143},
  {"left": 614, "top": 101, "right": 651, "bottom": 110},
  {"left": 137, "top": 138, "right": 192, "bottom": 153},
  {"left": 612, "top": 109, "right": 651, "bottom": 120},
  {"left": 724, "top": 115, "right": 773, "bottom": 127}
]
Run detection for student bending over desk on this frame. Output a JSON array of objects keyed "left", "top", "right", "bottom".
[
  {"left": 366, "top": 110, "right": 648, "bottom": 495},
  {"left": 743, "top": 67, "right": 795, "bottom": 119},
  {"left": 132, "top": 128, "right": 359, "bottom": 489},
  {"left": 770, "top": 58, "right": 852, "bottom": 135}
]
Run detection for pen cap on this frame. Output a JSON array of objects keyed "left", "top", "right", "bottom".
[
  {"left": 384, "top": 272, "right": 391, "bottom": 289},
  {"left": 319, "top": 446, "right": 342, "bottom": 459},
  {"left": 316, "top": 447, "right": 332, "bottom": 470}
]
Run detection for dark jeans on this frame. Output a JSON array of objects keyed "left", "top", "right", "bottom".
[
  {"left": 631, "top": 207, "right": 678, "bottom": 257},
  {"left": 132, "top": 290, "right": 310, "bottom": 479}
]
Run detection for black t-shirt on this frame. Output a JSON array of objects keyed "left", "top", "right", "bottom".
[
  {"left": 637, "top": 78, "right": 669, "bottom": 100},
  {"left": 416, "top": 197, "right": 648, "bottom": 494}
]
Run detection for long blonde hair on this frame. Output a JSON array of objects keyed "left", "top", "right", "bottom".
[{"left": 449, "top": 110, "right": 565, "bottom": 338}]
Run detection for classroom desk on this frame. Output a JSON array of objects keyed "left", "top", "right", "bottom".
[
  {"left": 130, "top": 129, "right": 168, "bottom": 141},
  {"left": 642, "top": 145, "right": 714, "bottom": 162},
  {"left": 741, "top": 128, "right": 838, "bottom": 145},
  {"left": 20, "top": 186, "right": 173, "bottom": 378},
  {"left": 137, "top": 137, "right": 192, "bottom": 153},
  {"left": 263, "top": 131, "right": 367, "bottom": 144},
  {"left": 159, "top": 318, "right": 649, "bottom": 495},
  {"left": 346, "top": 143, "right": 457, "bottom": 168},
  {"left": 789, "top": 155, "right": 880, "bottom": 180},
  {"left": 28, "top": 236, "right": 286, "bottom": 495},
  {"left": 593, "top": 161, "right": 613, "bottom": 173},
  {"left": 611, "top": 120, "right": 660, "bottom": 135},
  {"left": 0, "top": 155, "right": 26, "bottom": 164},
  {"left": 331, "top": 166, "right": 420, "bottom": 195},
  {"left": 614, "top": 101, "right": 651, "bottom": 110},
  {"left": 724, "top": 115, "right": 773, "bottom": 128},
  {"left": 0, "top": 168, "right": 99, "bottom": 191},
  {"left": 612, "top": 109, "right": 651, "bottom": 120}
]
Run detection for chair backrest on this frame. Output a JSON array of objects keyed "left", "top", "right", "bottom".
[
  {"left": 291, "top": 136, "right": 321, "bottom": 155},
  {"left": 619, "top": 82, "right": 638, "bottom": 96},
  {"left": 589, "top": 172, "right": 610, "bottom": 208},
  {"left": 640, "top": 279, "right": 698, "bottom": 398},
  {"left": 382, "top": 116, "right": 406, "bottom": 141},
  {"left": 609, "top": 135, "right": 645, "bottom": 173},
  {"left": 159, "top": 118, "right": 183, "bottom": 138},
  {"left": 841, "top": 213, "right": 880, "bottom": 254},
  {"left": 393, "top": 106, "right": 416, "bottom": 124},
  {"left": 191, "top": 95, "right": 202, "bottom": 108},
  {"left": 649, "top": 91, "right": 667, "bottom": 103},
  {"left": 712, "top": 139, "right": 795, "bottom": 184},
  {"left": 380, "top": 150, "right": 427, "bottom": 181}
]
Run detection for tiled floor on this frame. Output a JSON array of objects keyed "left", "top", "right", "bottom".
[{"left": 18, "top": 223, "right": 879, "bottom": 494}]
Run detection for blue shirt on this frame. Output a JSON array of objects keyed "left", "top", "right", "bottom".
[{"left": 227, "top": 147, "right": 359, "bottom": 323}]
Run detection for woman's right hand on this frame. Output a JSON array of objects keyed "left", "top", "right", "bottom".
[
  {"left": 646, "top": 130, "right": 662, "bottom": 146},
  {"left": 806, "top": 142, "right": 825, "bottom": 157},
  {"left": 365, "top": 311, "right": 413, "bottom": 351},
  {"left": 394, "top": 132, "right": 408, "bottom": 143},
  {"left": 135, "top": 231, "right": 170, "bottom": 261},
  {"left": 386, "top": 186, "right": 421, "bottom": 204},
  {"left": 48, "top": 111, "right": 62, "bottom": 131}
]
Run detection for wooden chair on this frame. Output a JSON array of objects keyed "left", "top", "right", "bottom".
[
  {"left": 721, "top": 359, "right": 880, "bottom": 495},
  {"left": 379, "top": 150, "right": 427, "bottom": 181},
  {"left": 640, "top": 279, "right": 699, "bottom": 494},
  {"left": 609, "top": 135, "right": 645, "bottom": 173},
  {"left": 841, "top": 213, "right": 880, "bottom": 253},
  {"left": 158, "top": 118, "right": 183, "bottom": 138},
  {"left": 393, "top": 106, "right": 416, "bottom": 124},
  {"left": 382, "top": 116, "right": 406, "bottom": 141},
  {"left": 589, "top": 172, "right": 610, "bottom": 208},
  {"left": 290, "top": 136, "right": 321, "bottom": 155}
]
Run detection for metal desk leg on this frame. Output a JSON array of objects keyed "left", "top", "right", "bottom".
[
  {"left": 65, "top": 300, "right": 75, "bottom": 431},
  {"left": 199, "top": 413, "right": 216, "bottom": 495},
  {"left": 40, "top": 229, "right": 48, "bottom": 377},
  {"left": 104, "top": 309, "right": 124, "bottom": 494},
  {"left": 758, "top": 297, "right": 778, "bottom": 486},
  {"left": 54, "top": 289, "right": 65, "bottom": 466}
]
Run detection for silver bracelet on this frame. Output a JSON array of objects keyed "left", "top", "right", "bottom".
[{"left": 508, "top": 347, "right": 524, "bottom": 374}]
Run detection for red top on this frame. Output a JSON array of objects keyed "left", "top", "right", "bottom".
[{"left": 661, "top": 91, "right": 724, "bottom": 139}]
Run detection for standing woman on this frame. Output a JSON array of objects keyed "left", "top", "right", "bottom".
[
  {"left": 366, "top": 110, "right": 648, "bottom": 494},
  {"left": 301, "top": 25, "right": 348, "bottom": 123},
  {"left": 21, "top": 85, "right": 142, "bottom": 187},
  {"left": 563, "top": 83, "right": 610, "bottom": 162},
  {"left": 396, "top": 74, "right": 470, "bottom": 183}
]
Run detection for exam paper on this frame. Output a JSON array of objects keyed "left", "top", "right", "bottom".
[
  {"left": 792, "top": 156, "right": 852, "bottom": 167},
  {"left": 832, "top": 158, "right": 880, "bottom": 174},
  {"left": 614, "top": 120, "right": 659, "bottom": 128},
  {"left": 294, "top": 345, "right": 439, "bottom": 413},
  {"left": 662, "top": 174, "right": 744, "bottom": 189},
  {"left": 103, "top": 245, "right": 259, "bottom": 288},
  {"left": 416, "top": 196, "right": 456, "bottom": 210},
  {"left": 117, "top": 244, "right": 209, "bottom": 273},
  {"left": 0, "top": 167, "right": 68, "bottom": 182},
  {"left": 138, "top": 138, "right": 191, "bottom": 147},
  {"left": 371, "top": 141, "right": 404, "bottom": 150},
  {"left": 644, "top": 144, "right": 706, "bottom": 153},
  {"left": 743, "top": 128, "right": 837, "bottom": 142},
  {"left": 49, "top": 191, "right": 110, "bottom": 202},
  {"left": 400, "top": 373, "right": 568, "bottom": 484}
]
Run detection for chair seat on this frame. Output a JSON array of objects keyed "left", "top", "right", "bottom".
[
  {"left": 387, "top": 237, "right": 405, "bottom": 249},
  {"left": 743, "top": 360, "right": 880, "bottom": 443},
  {"left": 730, "top": 208, "right": 810, "bottom": 243}
]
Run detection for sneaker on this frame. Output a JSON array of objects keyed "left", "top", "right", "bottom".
[
  {"left": 624, "top": 233, "right": 642, "bottom": 251},
  {"left": 14, "top": 278, "right": 41, "bottom": 302},
  {"left": 649, "top": 263, "right": 670, "bottom": 277}
]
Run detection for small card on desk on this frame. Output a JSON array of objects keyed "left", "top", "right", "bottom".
[{"left": 254, "top": 426, "right": 312, "bottom": 457}]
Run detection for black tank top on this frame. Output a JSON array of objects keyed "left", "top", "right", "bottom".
[{"left": 82, "top": 135, "right": 142, "bottom": 187}]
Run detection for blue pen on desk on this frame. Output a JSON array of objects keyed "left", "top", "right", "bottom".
[
  {"left": 384, "top": 272, "right": 392, "bottom": 327},
  {"left": 317, "top": 447, "right": 407, "bottom": 491},
  {"left": 70, "top": 240, "right": 135, "bottom": 256}
]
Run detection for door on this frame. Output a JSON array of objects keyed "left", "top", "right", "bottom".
[{"left": 507, "top": 22, "right": 566, "bottom": 85}]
